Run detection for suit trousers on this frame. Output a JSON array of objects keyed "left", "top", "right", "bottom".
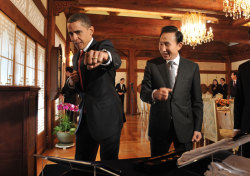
[
  {"left": 150, "top": 120, "right": 193, "bottom": 157},
  {"left": 239, "top": 142, "right": 250, "bottom": 158},
  {"left": 75, "top": 117, "right": 121, "bottom": 161}
]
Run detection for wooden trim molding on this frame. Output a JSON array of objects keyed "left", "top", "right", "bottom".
[
  {"left": 53, "top": 0, "right": 79, "bottom": 16},
  {"left": 199, "top": 70, "right": 227, "bottom": 74},
  {"left": 33, "top": 0, "right": 48, "bottom": 18},
  {"left": 117, "top": 68, "right": 128, "bottom": 72}
]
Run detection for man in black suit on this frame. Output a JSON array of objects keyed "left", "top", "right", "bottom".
[
  {"left": 60, "top": 67, "right": 78, "bottom": 122},
  {"left": 234, "top": 60, "right": 250, "bottom": 158},
  {"left": 140, "top": 26, "right": 203, "bottom": 157},
  {"left": 229, "top": 71, "right": 237, "bottom": 98},
  {"left": 115, "top": 78, "right": 127, "bottom": 122},
  {"left": 115, "top": 78, "right": 127, "bottom": 108},
  {"left": 67, "top": 13, "right": 123, "bottom": 161},
  {"left": 219, "top": 78, "right": 228, "bottom": 99}
]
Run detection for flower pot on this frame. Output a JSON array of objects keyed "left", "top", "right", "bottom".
[{"left": 56, "top": 131, "right": 74, "bottom": 144}]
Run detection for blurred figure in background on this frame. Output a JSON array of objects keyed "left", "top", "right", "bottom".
[
  {"left": 115, "top": 78, "right": 127, "bottom": 122},
  {"left": 234, "top": 30, "right": 250, "bottom": 158},
  {"left": 230, "top": 72, "right": 237, "bottom": 98},
  {"left": 219, "top": 78, "right": 228, "bottom": 99},
  {"left": 211, "top": 79, "right": 220, "bottom": 97}
]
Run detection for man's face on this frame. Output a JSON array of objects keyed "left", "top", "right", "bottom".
[
  {"left": 66, "top": 71, "right": 71, "bottom": 77},
  {"left": 220, "top": 79, "right": 225, "bottom": 84},
  {"left": 159, "top": 32, "right": 182, "bottom": 61},
  {"left": 120, "top": 79, "right": 124, "bottom": 84},
  {"left": 231, "top": 73, "right": 236, "bottom": 80},
  {"left": 67, "top": 21, "right": 94, "bottom": 50}
]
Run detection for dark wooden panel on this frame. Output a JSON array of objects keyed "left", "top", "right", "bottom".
[{"left": 0, "top": 86, "right": 39, "bottom": 176}]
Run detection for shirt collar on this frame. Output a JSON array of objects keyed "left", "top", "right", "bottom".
[
  {"left": 83, "top": 38, "right": 93, "bottom": 52},
  {"left": 166, "top": 54, "right": 180, "bottom": 66}
]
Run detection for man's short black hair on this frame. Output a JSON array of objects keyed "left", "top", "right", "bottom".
[
  {"left": 160, "top": 26, "right": 183, "bottom": 43},
  {"left": 232, "top": 71, "right": 238, "bottom": 77},
  {"left": 67, "top": 13, "right": 91, "bottom": 27},
  {"left": 120, "top": 78, "right": 125, "bottom": 81},
  {"left": 66, "top": 67, "right": 73, "bottom": 73},
  {"left": 221, "top": 78, "right": 225, "bottom": 82}
]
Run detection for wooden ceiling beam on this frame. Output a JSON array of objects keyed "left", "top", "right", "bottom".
[
  {"left": 232, "top": 17, "right": 250, "bottom": 27},
  {"left": 77, "top": 0, "right": 225, "bottom": 15},
  {"left": 88, "top": 14, "right": 249, "bottom": 44}
]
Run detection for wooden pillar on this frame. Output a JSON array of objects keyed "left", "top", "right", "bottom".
[
  {"left": 227, "top": 52, "right": 233, "bottom": 96},
  {"left": 127, "top": 49, "right": 137, "bottom": 115},
  {"left": 46, "top": 0, "right": 55, "bottom": 149},
  {"left": 65, "top": 33, "right": 71, "bottom": 67}
]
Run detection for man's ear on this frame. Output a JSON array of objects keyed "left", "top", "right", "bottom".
[
  {"left": 178, "top": 42, "right": 183, "bottom": 51},
  {"left": 89, "top": 26, "right": 94, "bottom": 36}
]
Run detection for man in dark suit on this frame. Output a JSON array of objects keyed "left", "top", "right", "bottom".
[
  {"left": 115, "top": 78, "right": 127, "bottom": 122},
  {"left": 60, "top": 67, "right": 78, "bottom": 122},
  {"left": 219, "top": 78, "right": 228, "bottom": 99},
  {"left": 229, "top": 71, "right": 237, "bottom": 98},
  {"left": 234, "top": 60, "right": 250, "bottom": 158},
  {"left": 67, "top": 13, "right": 123, "bottom": 161},
  {"left": 140, "top": 26, "right": 203, "bottom": 157},
  {"left": 115, "top": 78, "right": 127, "bottom": 108}
]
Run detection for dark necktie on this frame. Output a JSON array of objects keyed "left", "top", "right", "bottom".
[
  {"left": 78, "top": 50, "right": 84, "bottom": 89},
  {"left": 233, "top": 81, "right": 236, "bottom": 87},
  {"left": 167, "top": 61, "right": 176, "bottom": 89}
]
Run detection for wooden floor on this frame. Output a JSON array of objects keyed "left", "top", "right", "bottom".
[{"left": 36, "top": 114, "right": 152, "bottom": 175}]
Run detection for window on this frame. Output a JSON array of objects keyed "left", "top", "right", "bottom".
[
  {"left": 0, "top": 12, "right": 46, "bottom": 135},
  {"left": 37, "top": 45, "right": 45, "bottom": 134}
]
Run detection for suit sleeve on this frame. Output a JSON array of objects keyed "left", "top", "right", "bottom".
[
  {"left": 191, "top": 64, "right": 203, "bottom": 132},
  {"left": 234, "top": 66, "right": 243, "bottom": 129},
  {"left": 140, "top": 61, "right": 154, "bottom": 104},
  {"left": 98, "top": 40, "right": 121, "bottom": 70},
  {"left": 124, "top": 85, "right": 127, "bottom": 93},
  {"left": 115, "top": 84, "right": 119, "bottom": 92}
]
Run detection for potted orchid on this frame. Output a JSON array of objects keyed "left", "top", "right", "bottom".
[{"left": 53, "top": 103, "right": 79, "bottom": 144}]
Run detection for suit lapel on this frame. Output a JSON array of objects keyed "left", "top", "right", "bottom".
[
  {"left": 73, "top": 51, "right": 80, "bottom": 71},
  {"left": 87, "top": 39, "right": 97, "bottom": 51},
  {"left": 173, "top": 57, "right": 185, "bottom": 92},
  {"left": 157, "top": 58, "right": 170, "bottom": 88}
]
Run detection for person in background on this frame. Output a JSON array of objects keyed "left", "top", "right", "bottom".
[
  {"left": 211, "top": 79, "right": 220, "bottom": 97},
  {"left": 230, "top": 72, "right": 237, "bottom": 98},
  {"left": 234, "top": 29, "right": 250, "bottom": 158},
  {"left": 60, "top": 67, "right": 78, "bottom": 122},
  {"left": 115, "top": 78, "right": 127, "bottom": 108},
  {"left": 67, "top": 13, "right": 123, "bottom": 161},
  {"left": 115, "top": 78, "right": 127, "bottom": 122},
  {"left": 220, "top": 78, "right": 228, "bottom": 99},
  {"left": 140, "top": 26, "right": 203, "bottom": 157}
]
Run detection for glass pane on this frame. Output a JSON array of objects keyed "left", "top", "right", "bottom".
[
  {"left": 26, "top": 38, "right": 35, "bottom": 86},
  {"left": 0, "top": 12, "right": 15, "bottom": 85},
  {"left": 14, "top": 29, "right": 25, "bottom": 85},
  {"left": 37, "top": 45, "right": 45, "bottom": 134}
]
